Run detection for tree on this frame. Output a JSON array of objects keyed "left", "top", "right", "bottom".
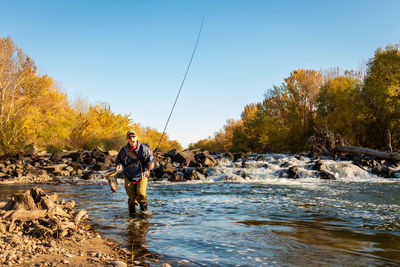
[
  {"left": 69, "top": 103, "right": 131, "bottom": 150},
  {"left": 138, "top": 126, "right": 182, "bottom": 152},
  {"left": 280, "top": 69, "right": 322, "bottom": 151},
  {"left": 362, "top": 44, "right": 400, "bottom": 149},
  {"left": 316, "top": 76, "right": 362, "bottom": 145}
]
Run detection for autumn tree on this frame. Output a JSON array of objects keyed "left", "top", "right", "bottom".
[
  {"left": 361, "top": 44, "right": 400, "bottom": 149},
  {"left": 0, "top": 37, "right": 74, "bottom": 154},
  {"left": 69, "top": 102, "right": 131, "bottom": 151},
  {"left": 316, "top": 76, "right": 363, "bottom": 145},
  {"left": 138, "top": 126, "right": 182, "bottom": 152}
]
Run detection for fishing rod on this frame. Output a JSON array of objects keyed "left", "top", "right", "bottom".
[{"left": 156, "top": 16, "right": 205, "bottom": 150}]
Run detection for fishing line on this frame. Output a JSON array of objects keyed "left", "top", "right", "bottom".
[{"left": 156, "top": 16, "right": 204, "bottom": 150}]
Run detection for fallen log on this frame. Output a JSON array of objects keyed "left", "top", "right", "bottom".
[
  {"left": 335, "top": 146, "right": 400, "bottom": 161},
  {"left": 8, "top": 210, "right": 48, "bottom": 222}
]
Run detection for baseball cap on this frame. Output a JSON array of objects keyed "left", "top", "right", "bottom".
[{"left": 126, "top": 130, "right": 137, "bottom": 137}]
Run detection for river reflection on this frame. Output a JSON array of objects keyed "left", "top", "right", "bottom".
[{"left": 126, "top": 217, "right": 150, "bottom": 257}]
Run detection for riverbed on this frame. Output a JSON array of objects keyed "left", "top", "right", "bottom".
[{"left": 1, "top": 154, "right": 400, "bottom": 266}]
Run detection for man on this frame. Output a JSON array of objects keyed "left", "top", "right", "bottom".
[{"left": 116, "top": 130, "right": 154, "bottom": 214}]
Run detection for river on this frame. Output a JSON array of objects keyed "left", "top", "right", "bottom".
[{"left": 1, "top": 153, "right": 400, "bottom": 266}]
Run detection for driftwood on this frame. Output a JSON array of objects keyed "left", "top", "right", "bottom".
[
  {"left": 31, "top": 222, "right": 54, "bottom": 236},
  {"left": 335, "top": 146, "right": 400, "bottom": 161},
  {"left": 308, "top": 127, "right": 350, "bottom": 155},
  {"left": 7, "top": 210, "right": 47, "bottom": 222},
  {"left": 74, "top": 209, "right": 87, "bottom": 226},
  {"left": 1, "top": 186, "right": 88, "bottom": 239},
  {"left": 0, "top": 222, "right": 6, "bottom": 234}
]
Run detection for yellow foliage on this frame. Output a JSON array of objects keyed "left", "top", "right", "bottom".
[
  {"left": 0, "top": 36, "right": 182, "bottom": 155},
  {"left": 138, "top": 126, "right": 182, "bottom": 152}
]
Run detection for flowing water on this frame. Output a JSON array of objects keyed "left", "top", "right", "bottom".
[{"left": 1, "top": 154, "right": 400, "bottom": 266}]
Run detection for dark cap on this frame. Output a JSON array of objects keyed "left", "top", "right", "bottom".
[{"left": 126, "top": 130, "right": 137, "bottom": 137}]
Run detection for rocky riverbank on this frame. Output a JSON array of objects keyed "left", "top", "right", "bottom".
[
  {"left": 0, "top": 187, "right": 160, "bottom": 266},
  {"left": 0, "top": 146, "right": 399, "bottom": 185},
  {"left": 0, "top": 147, "right": 220, "bottom": 185}
]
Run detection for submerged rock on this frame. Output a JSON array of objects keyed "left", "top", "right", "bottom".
[
  {"left": 221, "top": 173, "right": 244, "bottom": 182},
  {"left": 318, "top": 171, "right": 336, "bottom": 180},
  {"left": 288, "top": 166, "right": 299, "bottom": 179},
  {"left": 312, "top": 160, "right": 325, "bottom": 171},
  {"left": 372, "top": 165, "right": 395, "bottom": 178}
]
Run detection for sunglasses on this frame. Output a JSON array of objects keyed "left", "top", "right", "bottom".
[{"left": 128, "top": 135, "right": 136, "bottom": 139}]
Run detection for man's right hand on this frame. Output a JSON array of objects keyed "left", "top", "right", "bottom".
[{"left": 116, "top": 164, "right": 123, "bottom": 172}]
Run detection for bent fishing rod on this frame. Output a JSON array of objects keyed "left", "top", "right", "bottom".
[{"left": 156, "top": 16, "right": 205, "bottom": 150}]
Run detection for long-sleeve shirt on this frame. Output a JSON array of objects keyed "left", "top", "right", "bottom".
[{"left": 116, "top": 142, "right": 154, "bottom": 181}]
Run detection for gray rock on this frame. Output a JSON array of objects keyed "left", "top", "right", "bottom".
[
  {"left": 319, "top": 171, "right": 336, "bottom": 180},
  {"left": 312, "top": 160, "right": 325, "bottom": 171},
  {"left": 288, "top": 166, "right": 299, "bottom": 179}
]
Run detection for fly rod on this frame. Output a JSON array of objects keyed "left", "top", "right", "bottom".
[{"left": 156, "top": 16, "right": 204, "bottom": 150}]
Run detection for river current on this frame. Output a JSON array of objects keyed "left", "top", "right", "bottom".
[{"left": 1, "top": 153, "right": 400, "bottom": 266}]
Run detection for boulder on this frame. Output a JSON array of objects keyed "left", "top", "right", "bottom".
[
  {"left": 188, "top": 161, "right": 201, "bottom": 167},
  {"left": 256, "top": 155, "right": 264, "bottom": 161},
  {"left": 70, "top": 162, "right": 82, "bottom": 171},
  {"left": 311, "top": 160, "right": 325, "bottom": 171},
  {"left": 44, "top": 164, "right": 68, "bottom": 174},
  {"left": 152, "top": 167, "right": 164, "bottom": 179},
  {"left": 280, "top": 162, "right": 291, "bottom": 168},
  {"left": 91, "top": 147, "right": 105, "bottom": 160},
  {"left": 50, "top": 153, "right": 63, "bottom": 163},
  {"left": 152, "top": 163, "right": 177, "bottom": 179},
  {"left": 25, "top": 166, "right": 43, "bottom": 177},
  {"left": 221, "top": 173, "right": 244, "bottom": 181},
  {"left": 166, "top": 149, "right": 195, "bottom": 167},
  {"left": 92, "top": 162, "right": 108, "bottom": 171},
  {"left": 288, "top": 166, "right": 299, "bottom": 179},
  {"left": 168, "top": 173, "right": 185, "bottom": 182},
  {"left": 183, "top": 169, "right": 206, "bottom": 180},
  {"left": 224, "top": 152, "right": 234, "bottom": 161},
  {"left": 194, "top": 151, "right": 217, "bottom": 167},
  {"left": 372, "top": 165, "right": 395, "bottom": 178},
  {"left": 319, "top": 171, "right": 336, "bottom": 180},
  {"left": 162, "top": 163, "right": 176, "bottom": 174},
  {"left": 234, "top": 170, "right": 252, "bottom": 179},
  {"left": 196, "top": 167, "right": 208, "bottom": 176},
  {"left": 233, "top": 152, "right": 246, "bottom": 162}
]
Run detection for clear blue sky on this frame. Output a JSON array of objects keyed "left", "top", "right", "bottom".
[{"left": 1, "top": 0, "right": 400, "bottom": 147}]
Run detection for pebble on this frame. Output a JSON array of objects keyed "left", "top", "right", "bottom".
[
  {"left": 49, "top": 240, "right": 57, "bottom": 248},
  {"left": 62, "top": 259, "right": 70, "bottom": 264},
  {"left": 162, "top": 264, "right": 172, "bottom": 267}
]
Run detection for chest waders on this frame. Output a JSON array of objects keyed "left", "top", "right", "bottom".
[{"left": 123, "top": 146, "right": 148, "bottom": 214}]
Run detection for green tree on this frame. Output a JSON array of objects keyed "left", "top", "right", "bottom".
[{"left": 362, "top": 44, "right": 400, "bottom": 149}]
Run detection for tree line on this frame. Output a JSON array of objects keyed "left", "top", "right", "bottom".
[
  {"left": 0, "top": 36, "right": 182, "bottom": 155},
  {"left": 189, "top": 43, "right": 400, "bottom": 153}
]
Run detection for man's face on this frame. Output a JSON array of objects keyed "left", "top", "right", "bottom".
[{"left": 127, "top": 134, "right": 138, "bottom": 147}]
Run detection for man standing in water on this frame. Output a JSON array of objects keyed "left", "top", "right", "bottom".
[{"left": 116, "top": 130, "right": 154, "bottom": 215}]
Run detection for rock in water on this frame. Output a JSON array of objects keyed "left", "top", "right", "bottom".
[{"left": 319, "top": 171, "right": 336, "bottom": 180}]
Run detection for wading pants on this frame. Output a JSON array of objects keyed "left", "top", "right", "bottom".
[{"left": 124, "top": 176, "right": 148, "bottom": 212}]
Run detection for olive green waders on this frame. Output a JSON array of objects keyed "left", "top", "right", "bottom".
[{"left": 124, "top": 176, "right": 148, "bottom": 214}]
